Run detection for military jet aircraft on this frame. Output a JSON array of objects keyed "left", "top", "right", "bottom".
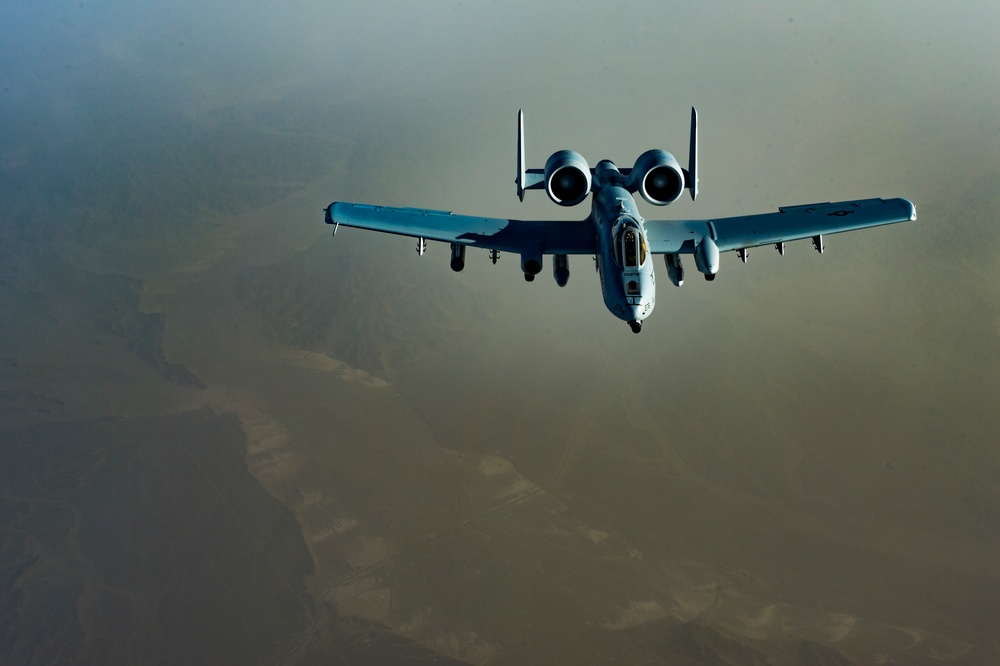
[{"left": 324, "top": 109, "right": 915, "bottom": 333}]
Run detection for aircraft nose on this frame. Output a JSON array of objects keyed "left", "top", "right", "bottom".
[{"left": 630, "top": 299, "right": 654, "bottom": 322}]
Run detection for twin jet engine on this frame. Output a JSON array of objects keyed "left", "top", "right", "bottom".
[
  {"left": 509, "top": 109, "right": 698, "bottom": 287},
  {"left": 540, "top": 147, "right": 690, "bottom": 207}
]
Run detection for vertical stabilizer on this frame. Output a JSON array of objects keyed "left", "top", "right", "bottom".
[
  {"left": 517, "top": 109, "right": 526, "bottom": 201},
  {"left": 688, "top": 107, "right": 698, "bottom": 200}
]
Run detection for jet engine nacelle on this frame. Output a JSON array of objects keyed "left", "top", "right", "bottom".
[
  {"left": 544, "top": 150, "right": 592, "bottom": 206},
  {"left": 628, "top": 149, "right": 685, "bottom": 206}
]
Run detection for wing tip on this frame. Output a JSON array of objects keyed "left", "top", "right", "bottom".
[{"left": 887, "top": 197, "right": 917, "bottom": 222}]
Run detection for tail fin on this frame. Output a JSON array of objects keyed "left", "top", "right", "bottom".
[
  {"left": 687, "top": 107, "right": 698, "bottom": 201},
  {"left": 516, "top": 109, "right": 526, "bottom": 201}
]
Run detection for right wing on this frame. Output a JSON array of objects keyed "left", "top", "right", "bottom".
[
  {"left": 326, "top": 202, "right": 597, "bottom": 255},
  {"left": 645, "top": 197, "right": 916, "bottom": 254}
]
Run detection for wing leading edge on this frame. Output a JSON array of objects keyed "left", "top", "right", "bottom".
[
  {"left": 645, "top": 197, "right": 916, "bottom": 254},
  {"left": 325, "top": 202, "right": 597, "bottom": 255}
]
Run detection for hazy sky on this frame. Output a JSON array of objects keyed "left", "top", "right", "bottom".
[{"left": 3, "top": 1, "right": 1000, "bottom": 663}]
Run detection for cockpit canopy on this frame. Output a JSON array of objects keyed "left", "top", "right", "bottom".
[{"left": 612, "top": 217, "right": 648, "bottom": 268}]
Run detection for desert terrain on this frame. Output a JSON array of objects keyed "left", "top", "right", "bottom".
[{"left": 2, "top": 2, "right": 999, "bottom": 663}]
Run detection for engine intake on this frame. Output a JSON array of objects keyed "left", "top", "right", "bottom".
[
  {"left": 628, "top": 149, "right": 684, "bottom": 206},
  {"left": 544, "top": 150, "right": 592, "bottom": 206}
]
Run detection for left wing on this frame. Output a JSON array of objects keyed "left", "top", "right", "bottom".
[
  {"left": 326, "top": 202, "right": 597, "bottom": 255},
  {"left": 645, "top": 197, "right": 916, "bottom": 254}
]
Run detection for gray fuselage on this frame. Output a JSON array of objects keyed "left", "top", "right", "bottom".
[{"left": 590, "top": 160, "right": 656, "bottom": 327}]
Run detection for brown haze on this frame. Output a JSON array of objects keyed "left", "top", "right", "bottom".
[{"left": 2, "top": 1, "right": 999, "bottom": 664}]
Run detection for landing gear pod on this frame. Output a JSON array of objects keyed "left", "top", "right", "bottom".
[
  {"left": 521, "top": 248, "right": 543, "bottom": 282},
  {"left": 695, "top": 236, "right": 720, "bottom": 280}
]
